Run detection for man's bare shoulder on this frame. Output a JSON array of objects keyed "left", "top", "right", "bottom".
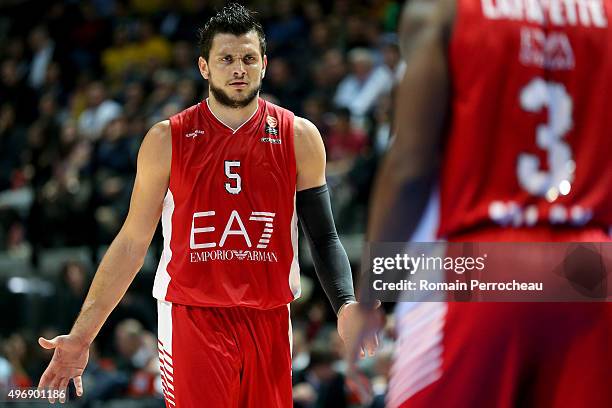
[
  {"left": 293, "top": 116, "right": 326, "bottom": 189},
  {"left": 138, "top": 120, "right": 171, "bottom": 173},
  {"left": 293, "top": 116, "right": 325, "bottom": 158},
  {"left": 146, "top": 120, "right": 171, "bottom": 144},
  {"left": 294, "top": 116, "right": 318, "bottom": 136},
  {"left": 400, "top": 0, "right": 456, "bottom": 56}
]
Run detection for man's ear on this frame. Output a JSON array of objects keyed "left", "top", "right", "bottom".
[
  {"left": 261, "top": 55, "right": 268, "bottom": 79},
  {"left": 198, "top": 56, "right": 209, "bottom": 80}
]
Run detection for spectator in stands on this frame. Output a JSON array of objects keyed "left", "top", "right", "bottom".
[
  {"left": 136, "top": 21, "right": 172, "bottom": 75},
  {"left": 0, "top": 350, "right": 13, "bottom": 397},
  {"left": 29, "top": 118, "right": 92, "bottom": 247},
  {"left": 102, "top": 26, "right": 139, "bottom": 80},
  {"left": 302, "top": 96, "right": 329, "bottom": 137},
  {"left": 334, "top": 48, "right": 393, "bottom": 120},
  {"left": 293, "top": 347, "right": 347, "bottom": 408},
  {"left": 171, "top": 41, "right": 202, "bottom": 82},
  {"left": 145, "top": 69, "right": 178, "bottom": 126},
  {"left": 379, "top": 34, "right": 403, "bottom": 81},
  {"left": 325, "top": 107, "right": 367, "bottom": 163},
  {"left": 121, "top": 81, "right": 146, "bottom": 118},
  {"left": 175, "top": 78, "right": 199, "bottom": 110},
  {"left": 114, "top": 319, "right": 159, "bottom": 397},
  {"left": 27, "top": 26, "right": 55, "bottom": 90},
  {"left": 0, "top": 59, "right": 36, "bottom": 124},
  {"left": 1, "top": 333, "right": 32, "bottom": 388},
  {"left": 265, "top": 0, "right": 307, "bottom": 56},
  {"left": 319, "top": 49, "right": 348, "bottom": 99},
  {"left": 77, "top": 81, "right": 122, "bottom": 141},
  {"left": 51, "top": 261, "right": 90, "bottom": 332},
  {"left": 343, "top": 14, "right": 380, "bottom": 50},
  {"left": 91, "top": 115, "right": 137, "bottom": 241},
  {"left": 264, "top": 57, "right": 303, "bottom": 114},
  {"left": 39, "top": 62, "right": 67, "bottom": 105},
  {"left": 0, "top": 104, "right": 26, "bottom": 192},
  {"left": 2, "top": 38, "right": 28, "bottom": 79}
]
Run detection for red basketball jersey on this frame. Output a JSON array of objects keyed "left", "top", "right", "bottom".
[
  {"left": 153, "top": 98, "right": 300, "bottom": 309},
  {"left": 438, "top": 0, "right": 612, "bottom": 239}
]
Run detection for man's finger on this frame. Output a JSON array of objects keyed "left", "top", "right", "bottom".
[
  {"left": 57, "top": 377, "right": 69, "bottom": 403},
  {"left": 38, "top": 370, "right": 55, "bottom": 391},
  {"left": 47, "top": 376, "right": 61, "bottom": 404},
  {"left": 347, "top": 336, "right": 365, "bottom": 360},
  {"left": 38, "top": 337, "right": 58, "bottom": 350},
  {"left": 365, "top": 333, "right": 379, "bottom": 356},
  {"left": 73, "top": 376, "right": 84, "bottom": 397}
]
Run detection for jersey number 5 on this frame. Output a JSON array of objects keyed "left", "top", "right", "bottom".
[
  {"left": 225, "top": 161, "right": 241, "bottom": 194},
  {"left": 517, "top": 78, "right": 575, "bottom": 201}
]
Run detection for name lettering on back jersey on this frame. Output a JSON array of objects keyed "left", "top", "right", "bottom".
[{"left": 481, "top": 0, "right": 608, "bottom": 28}]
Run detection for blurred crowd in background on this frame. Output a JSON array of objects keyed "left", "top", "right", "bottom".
[{"left": 0, "top": 0, "right": 404, "bottom": 406}]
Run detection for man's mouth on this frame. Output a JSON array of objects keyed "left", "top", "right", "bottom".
[{"left": 229, "top": 81, "right": 248, "bottom": 88}]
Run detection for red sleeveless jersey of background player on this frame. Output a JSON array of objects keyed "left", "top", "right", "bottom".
[
  {"left": 439, "top": 0, "right": 612, "bottom": 240},
  {"left": 153, "top": 98, "right": 300, "bottom": 309}
]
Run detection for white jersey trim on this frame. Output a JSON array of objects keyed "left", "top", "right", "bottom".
[
  {"left": 157, "top": 300, "right": 175, "bottom": 406},
  {"left": 205, "top": 98, "right": 259, "bottom": 134},
  {"left": 153, "top": 189, "right": 175, "bottom": 301},
  {"left": 289, "top": 192, "right": 301, "bottom": 299},
  {"left": 386, "top": 302, "right": 447, "bottom": 408}
]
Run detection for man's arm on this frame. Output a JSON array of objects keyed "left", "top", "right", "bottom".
[
  {"left": 294, "top": 117, "right": 378, "bottom": 356},
  {"left": 294, "top": 116, "right": 355, "bottom": 313},
  {"left": 367, "top": 0, "right": 454, "bottom": 243},
  {"left": 345, "top": 0, "right": 455, "bottom": 366},
  {"left": 38, "top": 120, "right": 171, "bottom": 402}
]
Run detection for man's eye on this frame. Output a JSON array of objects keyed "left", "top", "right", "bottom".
[{"left": 222, "top": 56, "right": 232, "bottom": 62}]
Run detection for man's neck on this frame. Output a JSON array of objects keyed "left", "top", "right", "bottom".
[{"left": 207, "top": 95, "right": 259, "bottom": 131}]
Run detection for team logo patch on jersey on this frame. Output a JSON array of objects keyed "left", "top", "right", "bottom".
[
  {"left": 266, "top": 116, "right": 278, "bottom": 128},
  {"left": 265, "top": 115, "right": 279, "bottom": 136},
  {"left": 185, "top": 129, "right": 205, "bottom": 139}
]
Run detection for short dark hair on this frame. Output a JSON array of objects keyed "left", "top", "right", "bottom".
[{"left": 197, "top": 3, "right": 266, "bottom": 61}]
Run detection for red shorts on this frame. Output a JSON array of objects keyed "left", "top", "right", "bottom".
[
  {"left": 388, "top": 302, "right": 612, "bottom": 408},
  {"left": 157, "top": 301, "right": 293, "bottom": 408},
  {"left": 388, "top": 228, "right": 612, "bottom": 408}
]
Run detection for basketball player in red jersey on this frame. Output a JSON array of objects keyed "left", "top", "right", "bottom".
[
  {"left": 364, "top": 0, "right": 612, "bottom": 407},
  {"left": 36, "top": 4, "right": 377, "bottom": 406}
]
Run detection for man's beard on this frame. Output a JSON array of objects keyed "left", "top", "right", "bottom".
[{"left": 209, "top": 78, "right": 261, "bottom": 109}]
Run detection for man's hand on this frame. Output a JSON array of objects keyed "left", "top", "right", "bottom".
[
  {"left": 337, "top": 301, "right": 383, "bottom": 362},
  {"left": 38, "top": 334, "right": 89, "bottom": 403}
]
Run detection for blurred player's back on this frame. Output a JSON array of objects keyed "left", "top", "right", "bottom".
[
  {"left": 439, "top": 0, "right": 612, "bottom": 242},
  {"left": 375, "top": 1, "right": 612, "bottom": 407}
]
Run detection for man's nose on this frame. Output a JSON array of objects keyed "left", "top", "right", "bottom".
[{"left": 233, "top": 59, "right": 246, "bottom": 77}]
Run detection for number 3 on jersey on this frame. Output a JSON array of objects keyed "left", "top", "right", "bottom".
[
  {"left": 517, "top": 78, "right": 575, "bottom": 201},
  {"left": 225, "top": 160, "right": 241, "bottom": 194}
]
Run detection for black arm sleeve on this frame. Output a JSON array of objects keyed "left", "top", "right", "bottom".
[{"left": 296, "top": 184, "right": 356, "bottom": 314}]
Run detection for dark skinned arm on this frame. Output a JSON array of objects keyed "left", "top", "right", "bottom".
[{"left": 366, "top": 0, "right": 455, "bottom": 244}]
